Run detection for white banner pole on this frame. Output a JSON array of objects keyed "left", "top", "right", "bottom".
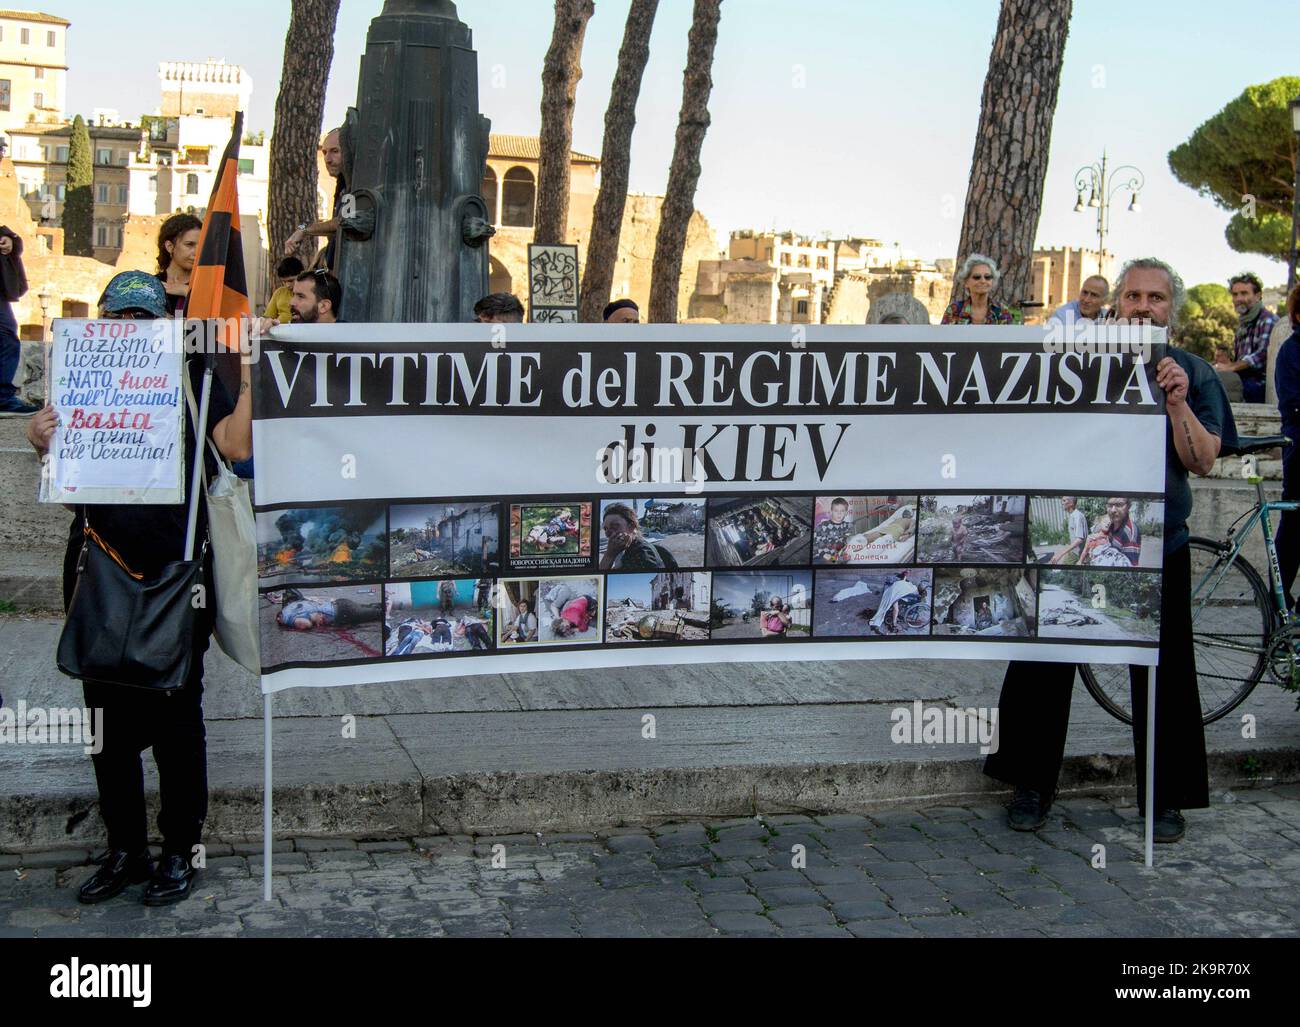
[
  {"left": 1144, "top": 668, "right": 1156, "bottom": 868},
  {"left": 263, "top": 691, "right": 273, "bottom": 901}
]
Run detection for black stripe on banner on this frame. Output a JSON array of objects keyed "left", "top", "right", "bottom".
[
  {"left": 224, "top": 225, "right": 248, "bottom": 298},
  {"left": 251, "top": 339, "right": 1169, "bottom": 420},
  {"left": 198, "top": 210, "right": 233, "bottom": 268}
]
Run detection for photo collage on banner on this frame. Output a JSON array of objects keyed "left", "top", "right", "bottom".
[{"left": 254, "top": 488, "right": 1164, "bottom": 671}]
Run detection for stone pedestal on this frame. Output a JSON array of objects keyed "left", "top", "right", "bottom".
[{"left": 336, "top": 0, "right": 494, "bottom": 323}]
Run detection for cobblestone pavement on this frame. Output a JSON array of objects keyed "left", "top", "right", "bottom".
[{"left": 4, "top": 788, "right": 1299, "bottom": 938}]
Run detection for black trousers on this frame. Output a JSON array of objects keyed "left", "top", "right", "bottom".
[
  {"left": 65, "top": 538, "right": 212, "bottom": 857},
  {"left": 983, "top": 542, "right": 1208, "bottom": 813},
  {"left": 1277, "top": 430, "right": 1300, "bottom": 605}
]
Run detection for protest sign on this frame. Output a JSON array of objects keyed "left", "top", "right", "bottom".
[
  {"left": 250, "top": 324, "right": 1166, "bottom": 693},
  {"left": 42, "top": 318, "right": 185, "bottom": 505},
  {"left": 528, "top": 243, "right": 580, "bottom": 322}
]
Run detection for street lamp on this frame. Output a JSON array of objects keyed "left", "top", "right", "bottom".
[
  {"left": 37, "top": 285, "right": 52, "bottom": 341},
  {"left": 1286, "top": 95, "right": 1300, "bottom": 299},
  {"left": 1073, "top": 151, "right": 1145, "bottom": 276}
]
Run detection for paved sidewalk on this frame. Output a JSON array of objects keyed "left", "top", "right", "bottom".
[{"left": 4, "top": 788, "right": 1298, "bottom": 938}]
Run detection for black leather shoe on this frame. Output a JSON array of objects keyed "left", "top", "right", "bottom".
[
  {"left": 1007, "top": 786, "right": 1051, "bottom": 831},
  {"left": 77, "top": 849, "right": 153, "bottom": 904},
  {"left": 1153, "top": 809, "right": 1186, "bottom": 844},
  {"left": 143, "top": 853, "right": 198, "bottom": 906}
]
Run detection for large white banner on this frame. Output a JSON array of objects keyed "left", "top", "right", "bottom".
[{"left": 251, "top": 325, "right": 1167, "bottom": 693}]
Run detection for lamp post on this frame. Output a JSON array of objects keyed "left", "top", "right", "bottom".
[
  {"left": 1073, "top": 151, "right": 1144, "bottom": 276},
  {"left": 1286, "top": 95, "right": 1300, "bottom": 300},
  {"left": 37, "top": 286, "right": 51, "bottom": 341}
]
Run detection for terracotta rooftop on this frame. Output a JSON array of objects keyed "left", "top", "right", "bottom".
[
  {"left": 488, "top": 133, "right": 599, "bottom": 165},
  {"left": 0, "top": 10, "right": 70, "bottom": 25}
]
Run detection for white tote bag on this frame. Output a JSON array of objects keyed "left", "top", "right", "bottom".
[{"left": 184, "top": 373, "right": 261, "bottom": 674}]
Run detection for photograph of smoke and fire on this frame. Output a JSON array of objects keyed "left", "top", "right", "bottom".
[{"left": 256, "top": 504, "right": 388, "bottom": 585}]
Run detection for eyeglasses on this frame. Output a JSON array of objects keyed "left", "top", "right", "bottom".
[{"left": 968, "top": 274, "right": 993, "bottom": 281}]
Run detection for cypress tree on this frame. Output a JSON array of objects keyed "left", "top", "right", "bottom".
[{"left": 63, "top": 114, "right": 94, "bottom": 257}]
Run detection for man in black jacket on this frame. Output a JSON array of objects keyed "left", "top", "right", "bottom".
[{"left": 0, "top": 225, "right": 36, "bottom": 416}]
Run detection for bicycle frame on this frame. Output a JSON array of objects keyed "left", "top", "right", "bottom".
[{"left": 1191, "top": 476, "right": 1300, "bottom": 653}]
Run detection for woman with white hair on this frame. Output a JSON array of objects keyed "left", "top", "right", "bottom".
[{"left": 941, "top": 254, "right": 1015, "bottom": 325}]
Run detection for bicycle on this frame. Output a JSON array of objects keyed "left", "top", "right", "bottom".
[{"left": 1080, "top": 434, "right": 1300, "bottom": 725}]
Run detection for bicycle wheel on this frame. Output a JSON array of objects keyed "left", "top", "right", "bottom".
[{"left": 1079, "top": 537, "right": 1273, "bottom": 725}]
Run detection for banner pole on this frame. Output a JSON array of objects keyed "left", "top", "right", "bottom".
[
  {"left": 263, "top": 690, "right": 273, "bottom": 901},
  {"left": 1144, "top": 667, "right": 1156, "bottom": 869},
  {"left": 183, "top": 352, "right": 213, "bottom": 562}
]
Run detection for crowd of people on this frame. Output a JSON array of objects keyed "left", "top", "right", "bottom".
[{"left": 9, "top": 112, "right": 1300, "bottom": 909}]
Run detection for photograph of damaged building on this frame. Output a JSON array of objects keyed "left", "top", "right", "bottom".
[
  {"left": 918, "top": 495, "right": 1027, "bottom": 564},
  {"left": 706, "top": 496, "right": 812, "bottom": 567},
  {"left": 605, "top": 572, "right": 711, "bottom": 643},
  {"left": 255, "top": 503, "right": 388, "bottom": 585},
  {"left": 387, "top": 502, "right": 500, "bottom": 578},
  {"left": 931, "top": 567, "right": 1038, "bottom": 636}
]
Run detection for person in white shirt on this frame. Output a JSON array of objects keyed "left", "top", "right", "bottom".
[
  {"left": 1048, "top": 275, "right": 1109, "bottom": 325},
  {"left": 1049, "top": 496, "right": 1090, "bottom": 565}
]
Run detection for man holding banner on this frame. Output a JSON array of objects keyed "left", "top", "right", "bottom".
[{"left": 984, "top": 257, "right": 1238, "bottom": 845}]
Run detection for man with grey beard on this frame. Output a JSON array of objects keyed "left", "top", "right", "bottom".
[{"left": 985, "top": 257, "right": 1238, "bottom": 844}]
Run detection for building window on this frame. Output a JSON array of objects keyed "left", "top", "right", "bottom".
[
  {"left": 55, "top": 184, "right": 65, "bottom": 200},
  {"left": 780, "top": 252, "right": 790, "bottom": 265},
  {"left": 501, "top": 166, "right": 535, "bottom": 229},
  {"left": 20, "top": 28, "right": 30, "bottom": 45},
  {"left": 237, "top": 158, "right": 254, "bottom": 175},
  {"left": 0, "top": 80, "right": 9, "bottom": 112},
  {"left": 56, "top": 145, "right": 68, "bottom": 162},
  {"left": 96, "top": 184, "right": 108, "bottom": 202},
  {"left": 796, "top": 300, "right": 809, "bottom": 315},
  {"left": 47, "top": 30, "right": 56, "bottom": 47},
  {"left": 34, "top": 67, "right": 44, "bottom": 80},
  {"left": 797, "top": 254, "right": 809, "bottom": 268},
  {"left": 147, "top": 174, "right": 157, "bottom": 193},
  {"left": 186, "top": 173, "right": 199, "bottom": 195},
  {"left": 118, "top": 151, "right": 131, "bottom": 166},
  {"left": 96, "top": 225, "right": 107, "bottom": 247},
  {"left": 117, "top": 184, "right": 128, "bottom": 204},
  {"left": 480, "top": 168, "right": 498, "bottom": 225},
  {"left": 95, "top": 148, "right": 111, "bottom": 165},
  {"left": 816, "top": 256, "right": 828, "bottom": 269},
  {"left": 33, "top": 92, "right": 43, "bottom": 109},
  {"left": 194, "top": 107, "right": 205, "bottom": 115}
]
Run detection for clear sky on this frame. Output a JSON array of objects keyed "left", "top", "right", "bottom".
[{"left": 55, "top": 0, "right": 1298, "bottom": 290}]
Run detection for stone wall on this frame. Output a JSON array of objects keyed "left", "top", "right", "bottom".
[{"left": 826, "top": 269, "right": 950, "bottom": 325}]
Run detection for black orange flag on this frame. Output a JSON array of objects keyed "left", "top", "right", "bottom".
[{"left": 189, "top": 111, "right": 249, "bottom": 352}]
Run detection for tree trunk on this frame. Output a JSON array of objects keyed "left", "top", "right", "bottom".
[
  {"left": 535, "top": 0, "right": 596, "bottom": 247},
  {"left": 648, "top": 0, "right": 723, "bottom": 324},
  {"left": 268, "top": 0, "right": 341, "bottom": 279},
  {"left": 578, "top": 0, "right": 659, "bottom": 322},
  {"left": 950, "top": 0, "right": 1072, "bottom": 312}
]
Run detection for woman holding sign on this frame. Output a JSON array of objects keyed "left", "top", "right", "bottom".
[{"left": 25, "top": 270, "right": 252, "bottom": 907}]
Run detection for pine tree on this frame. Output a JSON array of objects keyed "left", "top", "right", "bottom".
[
  {"left": 648, "top": 0, "right": 723, "bottom": 323},
  {"left": 579, "top": 0, "right": 659, "bottom": 322},
  {"left": 950, "top": 0, "right": 1073, "bottom": 311}
]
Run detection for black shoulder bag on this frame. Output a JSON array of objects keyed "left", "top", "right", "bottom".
[{"left": 56, "top": 368, "right": 210, "bottom": 692}]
